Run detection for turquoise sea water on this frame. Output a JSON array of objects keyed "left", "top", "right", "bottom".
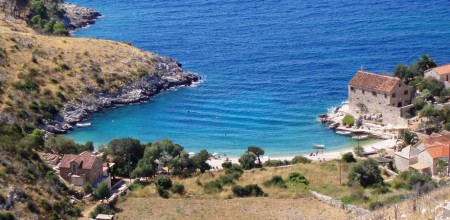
[{"left": 66, "top": 0, "right": 450, "bottom": 157}]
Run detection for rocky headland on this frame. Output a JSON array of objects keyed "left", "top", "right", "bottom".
[
  {"left": 58, "top": 2, "right": 101, "bottom": 30},
  {"left": 45, "top": 57, "right": 199, "bottom": 133}
]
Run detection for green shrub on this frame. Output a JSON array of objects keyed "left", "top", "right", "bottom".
[
  {"left": 170, "top": 183, "right": 185, "bottom": 195},
  {"left": 342, "top": 114, "right": 355, "bottom": 127},
  {"left": 156, "top": 186, "right": 169, "bottom": 198},
  {"left": 263, "top": 175, "right": 287, "bottom": 188},
  {"left": 371, "top": 183, "right": 390, "bottom": 195},
  {"left": 12, "top": 78, "right": 39, "bottom": 92},
  {"left": 89, "top": 204, "right": 115, "bottom": 218},
  {"left": 203, "top": 180, "right": 223, "bottom": 194},
  {"left": 288, "top": 172, "right": 309, "bottom": 185},
  {"left": 341, "top": 152, "right": 356, "bottom": 163},
  {"left": 83, "top": 183, "right": 93, "bottom": 194},
  {"left": 218, "top": 174, "right": 235, "bottom": 185},
  {"left": 0, "top": 212, "right": 15, "bottom": 220},
  {"left": 94, "top": 182, "right": 110, "bottom": 200},
  {"left": 263, "top": 159, "right": 290, "bottom": 167},
  {"left": 155, "top": 176, "right": 172, "bottom": 190},
  {"left": 128, "top": 181, "right": 148, "bottom": 191},
  {"left": 232, "top": 184, "right": 266, "bottom": 197},
  {"left": 222, "top": 162, "right": 232, "bottom": 169},
  {"left": 348, "top": 159, "right": 383, "bottom": 188},
  {"left": 291, "top": 155, "right": 312, "bottom": 164},
  {"left": 41, "top": 199, "right": 52, "bottom": 212},
  {"left": 340, "top": 195, "right": 354, "bottom": 204}
]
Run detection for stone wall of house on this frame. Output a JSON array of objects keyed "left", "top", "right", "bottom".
[
  {"left": 60, "top": 158, "right": 103, "bottom": 185},
  {"left": 84, "top": 159, "right": 103, "bottom": 185},
  {"left": 424, "top": 69, "right": 446, "bottom": 82},
  {"left": 349, "top": 81, "right": 413, "bottom": 127},
  {"left": 348, "top": 86, "right": 391, "bottom": 114},
  {"left": 394, "top": 155, "right": 411, "bottom": 172},
  {"left": 60, "top": 167, "right": 71, "bottom": 182},
  {"left": 390, "top": 82, "right": 414, "bottom": 107},
  {"left": 418, "top": 151, "right": 434, "bottom": 175},
  {"left": 381, "top": 105, "right": 413, "bottom": 126}
]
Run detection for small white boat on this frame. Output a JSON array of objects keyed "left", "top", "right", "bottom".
[
  {"left": 352, "top": 135, "right": 369, "bottom": 140},
  {"left": 336, "top": 131, "right": 352, "bottom": 136},
  {"left": 76, "top": 122, "right": 92, "bottom": 127},
  {"left": 313, "top": 144, "right": 326, "bottom": 149}
]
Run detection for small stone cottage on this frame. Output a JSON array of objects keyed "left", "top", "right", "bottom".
[
  {"left": 424, "top": 64, "right": 450, "bottom": 88},
  {"left": 395, "top": 131, "right": 450, "bottom": 176},
  {"left": 348, "top": 68, "right": 414, "bottom": 125},
  {"left": 59, "top": 151, "right": 104, "bottom": 186}
]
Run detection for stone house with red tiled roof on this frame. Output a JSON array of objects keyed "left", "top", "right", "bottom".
[
  {"left": 59, "top": 151, "right": 104, "bottom": 186},
  {"left": 399, "top": 131, "right": 450, "bottom": 176},
  {"left": 424, "top": 64, "right": 450, "bottom": 88},
  {"left": 348, "top": 68, "right": 414, "bottom": 124}
]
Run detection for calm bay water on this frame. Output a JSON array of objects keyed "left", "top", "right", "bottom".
[{"left": 66, "top": 0, "right": 450, "bottom": 156}]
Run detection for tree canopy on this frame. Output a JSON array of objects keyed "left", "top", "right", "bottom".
[
  {"left": 348, "top": 158, "right": 383, "bottom": 188},
  {"left": 106, "top": 138, "right": 145, "bottom": 177}
]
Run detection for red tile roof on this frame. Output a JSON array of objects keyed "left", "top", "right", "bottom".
[
  {"left": 349, "top": 71, "right": 400, "bottom": 93},
  {"left": 422, "top": 131, "right": 450, "bottom": 159},
  {"left": 426, "top": 144, "right": 450, "bottom": 159},
  {"left": 59, "top": 152, "right": 100, "bottom": 170},
  {"left": 431, "top": 64, "right": 450, "bottom": 75}
]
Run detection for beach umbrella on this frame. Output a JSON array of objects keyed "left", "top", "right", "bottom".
[
  {"left": 212, "top": 152, "right": 219, "bottom": 156},
  {"left": 262, "top": 156, "right": 269, "bottom": 159},
  {"left": 188, "top": 152, "right": 196, "bottom": 155}
]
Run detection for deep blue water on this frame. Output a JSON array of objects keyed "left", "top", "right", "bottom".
[{"left": 66, "top": 0, "right": 450, "bottom": 156}]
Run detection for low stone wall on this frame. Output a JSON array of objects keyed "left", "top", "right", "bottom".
[{"left": 310, "top": 190, "right": 370, "bottom": 215}]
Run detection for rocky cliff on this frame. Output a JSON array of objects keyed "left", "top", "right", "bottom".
[{"left": 58, "top": 2, "right": 101, "bottom": 30}]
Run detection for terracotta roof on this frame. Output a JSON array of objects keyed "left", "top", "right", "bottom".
[
  {"left": 431, "top": 64, "right": 450, "bottom": 75},
  {"left": 349, "top": 71, "right": 400, "bottom": 93},
  {"left": 59, "top": 152, "right": 100, "bottom": 170},
  {"left": 426, "top": 144, "right": 450, "bottom": 159}
]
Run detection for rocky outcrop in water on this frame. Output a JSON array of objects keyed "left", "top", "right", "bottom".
[
  {"left": 58, "top": 2, "right": 101, "bottom": 30},
  {"left": 42, "top": 57, "right": 199, "bottom": 133}
]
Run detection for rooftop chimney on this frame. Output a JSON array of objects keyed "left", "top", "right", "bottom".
[{"left": 361, "top": 66, "right": 364, "bottom": 72}]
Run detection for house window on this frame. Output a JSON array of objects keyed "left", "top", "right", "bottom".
[
  {"left": 72, "top": 164, "right": 76, "bottom": 173},
  {"left": 392, "top": 93, "right": 396, "bottom": 98},
  {"left": 362, "top": 89, "right": 365, "bottom": 94},
  {"left": 447, "top": 75, "right": 449, "bottom": 81},
  {"left": 399, "top": 83, "right": 401, "bottom": 87},
  {"left": 372, "top": 91, "right": 377, "bottom": 96},
  {"left": 350, "top": 87, "right": 355, "bottom": 92},
  {"left": 384, "top": 94, "right": 387, "bottom": 99},
  {"left": 404, "top": 90, "right": 408, "bottom": 95}
]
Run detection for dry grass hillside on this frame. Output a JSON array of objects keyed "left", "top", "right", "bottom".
[
  {"left": 116, "top": 162, "right": 357, "bottom": 220},
  {"left": 0, "top": 12, "right": 167, "bottom": 125}
]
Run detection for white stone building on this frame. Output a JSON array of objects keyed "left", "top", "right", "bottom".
[
  {"left": 348, "top": 69, "right": 414, "bottom": 125},
  {"left": 424, "top": 64, "right": 450, "bottom": 88}
]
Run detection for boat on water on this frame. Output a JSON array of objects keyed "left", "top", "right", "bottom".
[
  {"left": 76, "top": 122, "right": 92, "bottom": 127},
  {"left": 336, "top": 131, "right": 352, "bottom": 136},
  {"left": 352, "top": 135, "right": 369, "bottom": 140},
  {"left": 313, "top": 144, "right": 326, "bottom": 149}
]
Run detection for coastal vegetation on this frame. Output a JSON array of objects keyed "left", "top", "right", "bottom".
[{"left": 0, "top": 123, "right": 82, "bottom": 219}]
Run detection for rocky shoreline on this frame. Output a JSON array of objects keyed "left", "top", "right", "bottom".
[
  {"left": 42, "top": 57, "right": 199, "bottom": 134},
  {"left": 58, "top": 2, "right": 101, "bottom": 30}
]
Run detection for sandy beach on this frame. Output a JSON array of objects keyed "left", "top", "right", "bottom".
[{"left": 207, "top": 138, "right": 397, "bottom": 169}]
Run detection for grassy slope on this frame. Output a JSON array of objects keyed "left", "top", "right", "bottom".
[
  {"left": 116, "top": 162, "right": 356, "bottom": 219},
  {"left": 0, "top": 12, "right": 164, "bottom": 124}
]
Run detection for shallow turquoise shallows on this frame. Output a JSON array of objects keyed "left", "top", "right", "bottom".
[{"left": 66, "top": 0, "right": 450, "bottom": 157}]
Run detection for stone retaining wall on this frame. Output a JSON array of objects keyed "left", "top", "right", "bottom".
[{"left": 310, "top": 190, "right": 370, "bottom": 215}]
